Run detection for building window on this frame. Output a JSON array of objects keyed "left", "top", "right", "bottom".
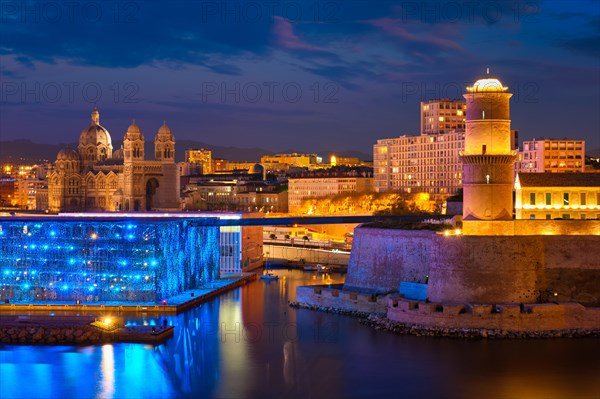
[
  {"left": 581, "top": 214, "right": 586, "bottom": 220},
  {"left": 563, "top": 193, "right": 569, "bottom": 205},
  {"left": 529, "top": 214, "right": 535, "bottom": 220},
  {"left": 545, "top": 193, "right": 551, "bottom": 205},
  {"left": 529, "top": 193, "right": 536, "bottom": 205},
  {"left": 580, "top": 193, "right": 586, "bottom": 206},
  {"left": 562, "top": 214, "right": 570, "bottom": 220},
  {"left": 545, "top": 214, "right": 551, "bottom": 220}
]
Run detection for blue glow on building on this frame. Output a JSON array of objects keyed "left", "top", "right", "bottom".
[{"left": 0, "top": 218, "right": 221, "bottom": 304}]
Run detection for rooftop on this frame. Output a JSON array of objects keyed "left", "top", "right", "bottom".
[{"left": 517, "top": 172, "right": 600, "bottom": 187}]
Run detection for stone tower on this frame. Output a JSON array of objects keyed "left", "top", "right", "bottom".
[
  {"left": 461, "top": 75, "right": 516, "bottom": 221},
  {"left": 153, "top": 122, "right": 180, "bottom": 210},
  {"left": 154, "top": 122, "right": 175, "bottom": 163},
  {"left": 122, "top": 121, "right": 145, "bottom": 211}
]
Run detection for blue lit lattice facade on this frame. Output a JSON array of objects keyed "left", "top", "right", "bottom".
[{"left": 0, "top": 219, "right": 220, "bottom": 303}]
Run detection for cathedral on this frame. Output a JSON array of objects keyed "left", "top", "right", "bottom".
[{"left": 48, "top": 108, "right": 180, "bottom": 212}]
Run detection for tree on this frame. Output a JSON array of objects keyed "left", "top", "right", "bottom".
[{"left": 302, "top": 235, "right": 309, "bottom": 247}]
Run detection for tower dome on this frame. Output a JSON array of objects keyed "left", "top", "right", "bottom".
[
  {"left": 124, "top": 120, "right": 144, "bottom": 140},
  {"left": 79, "top": 107, "right": 113, "bottom": 148},
  {"left": 157, "top": 121, "right": 173, "bottom": 138},
  {"left": 154, "top": 121, "right": 175, "bottom": 162},
  {"left": 155, "top": 121, "right": 174, "bottom": 143},
  {"left": 467, "top": 78, "right": 507, "bottom": 93},
  {"left": 57, "top": 148, "right": 80, "bottom": 161}
]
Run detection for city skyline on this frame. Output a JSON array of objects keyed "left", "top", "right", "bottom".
[{"left": 0, "top": 1, "right": 599, "bottom": 153}]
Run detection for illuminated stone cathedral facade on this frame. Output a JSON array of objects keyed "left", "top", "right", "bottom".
[{"left": 48, "top": 108, "right": 180, "bottom": 212}]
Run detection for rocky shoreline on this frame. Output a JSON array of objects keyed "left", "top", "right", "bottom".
[{"left": 290, "top": 302, "right": 600, "bottom": 339}]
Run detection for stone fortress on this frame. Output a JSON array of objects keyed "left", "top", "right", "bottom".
[
  {"left": 298, "top": 74, "right": 600, "bottom": 334},
  {"left": 48, "top": 108, "right": 180, "bottom": 213}
]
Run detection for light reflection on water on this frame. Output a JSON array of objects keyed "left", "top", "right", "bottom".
[{"left": 1, "top": 270, "right": 599, "bottom": 399}]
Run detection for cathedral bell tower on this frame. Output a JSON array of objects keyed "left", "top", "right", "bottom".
[
  {"left": 461, "top": 73, "right": 516, "bottom": 221},
  {"left": 154, "top": 122, "right": 175, "bottom": 163},
  {"left": 122, "top": 121, "right": 145, "bottom": 211},
  {"left": 123, "top": 121, "right": 145, "bottom": 162}
]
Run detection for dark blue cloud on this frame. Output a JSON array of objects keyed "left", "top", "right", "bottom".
[{"left": 0, "top": 0, "right": 599, "bottom": 151}]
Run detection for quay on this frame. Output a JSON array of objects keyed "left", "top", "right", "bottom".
[{"left": 0, "top": 273, "right": 257, "bottom": 315}]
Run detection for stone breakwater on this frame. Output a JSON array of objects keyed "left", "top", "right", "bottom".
[
  {"left": 363, "top": 314, "right": 600, "bottom": 339},
  {"left": 289, "top": 302, "right": 600, "bottom": 339},
  {"left": 0, "top": 315, "right": 173, "bottom": 345},
  {"left": 0, "top": 325, "right": 109, "bottom": 345}
]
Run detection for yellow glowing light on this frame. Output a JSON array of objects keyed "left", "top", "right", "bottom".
[
  {"left": 455, "top": 229, "right": 461, "bottom": 235},
  {"left": 103, "top": 317, "right": 112, "bottom": 325},
  {"left": 91, "top": 233, "right": 98, "bottom": 239},
  {"left": 444, "top": 230, "right": 450, "bottom": 236},
  {"left": 330, "top": 155, "right": 337, "bottom": 166},
  {"left": 439, "top": 117, "right": 444, "bottom": 122},
  {"left": 467, "top": 78, "right": 507, "bottom": 92}
]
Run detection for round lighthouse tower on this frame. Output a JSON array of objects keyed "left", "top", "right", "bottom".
[{"left": 461, "top": 75, "right": 516, "bottom": 221}]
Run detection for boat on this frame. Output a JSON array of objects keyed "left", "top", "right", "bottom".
[
  {"left": 303, "top": 265, "right": 319, "bottom": 272},
  {"left": 317, "top": 264, "right": 332, "bottom": 273},
  {"left": 260, "top": 260, "right": 279, "bottom": 281},
  {"left": 259, "top": 273, "right": 279, "bottom": 281}
]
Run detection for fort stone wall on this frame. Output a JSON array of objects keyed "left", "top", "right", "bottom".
[{"left": 343, "top": 228, "right": 433, "bottom": 293}]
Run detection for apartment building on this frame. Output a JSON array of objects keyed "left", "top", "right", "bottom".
[
  {"left": 374, "top": 132, "right": 465, "bottom": 196},
  {"left": 515, "top": 139, "right": 585, "bottom": 173},
  {"left": 420, "top": 99, "right": 466, "bottom": 135}
]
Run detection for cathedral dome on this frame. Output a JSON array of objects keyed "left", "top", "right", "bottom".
[
  {"left": 57, "top": 148, "right": 80, "bottom": 161},
  {"left": 79, "top": 107, "right": 112, "bottom": 148},
  {"left": 112, "top": 146, "right": 124, "bottom": 159}
]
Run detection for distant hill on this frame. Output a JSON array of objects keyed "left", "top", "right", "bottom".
[
  {"left": 0, "top": 139, "right": 371, "bottom": 164},
  {"left": 0, "top": 140, "right": 66, "bottom": 164},
  {"left": 587, "top": 148, "right": 600, "bottom": 158}
]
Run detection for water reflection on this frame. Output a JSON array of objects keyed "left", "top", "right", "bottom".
[
  {"left": 1, "top": 270, "right": 599, "bottom": 399},
  {"left": 99, "top": 345, "right": 114, "bottom": 398}
]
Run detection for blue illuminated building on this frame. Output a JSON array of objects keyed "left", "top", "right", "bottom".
[{"left": 0, "top": 215, "right": 232, "bottom": 304}]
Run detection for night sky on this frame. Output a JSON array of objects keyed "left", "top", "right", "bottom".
[{"left": 1, "top": 0, "right": 599, "bottom": 154}]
